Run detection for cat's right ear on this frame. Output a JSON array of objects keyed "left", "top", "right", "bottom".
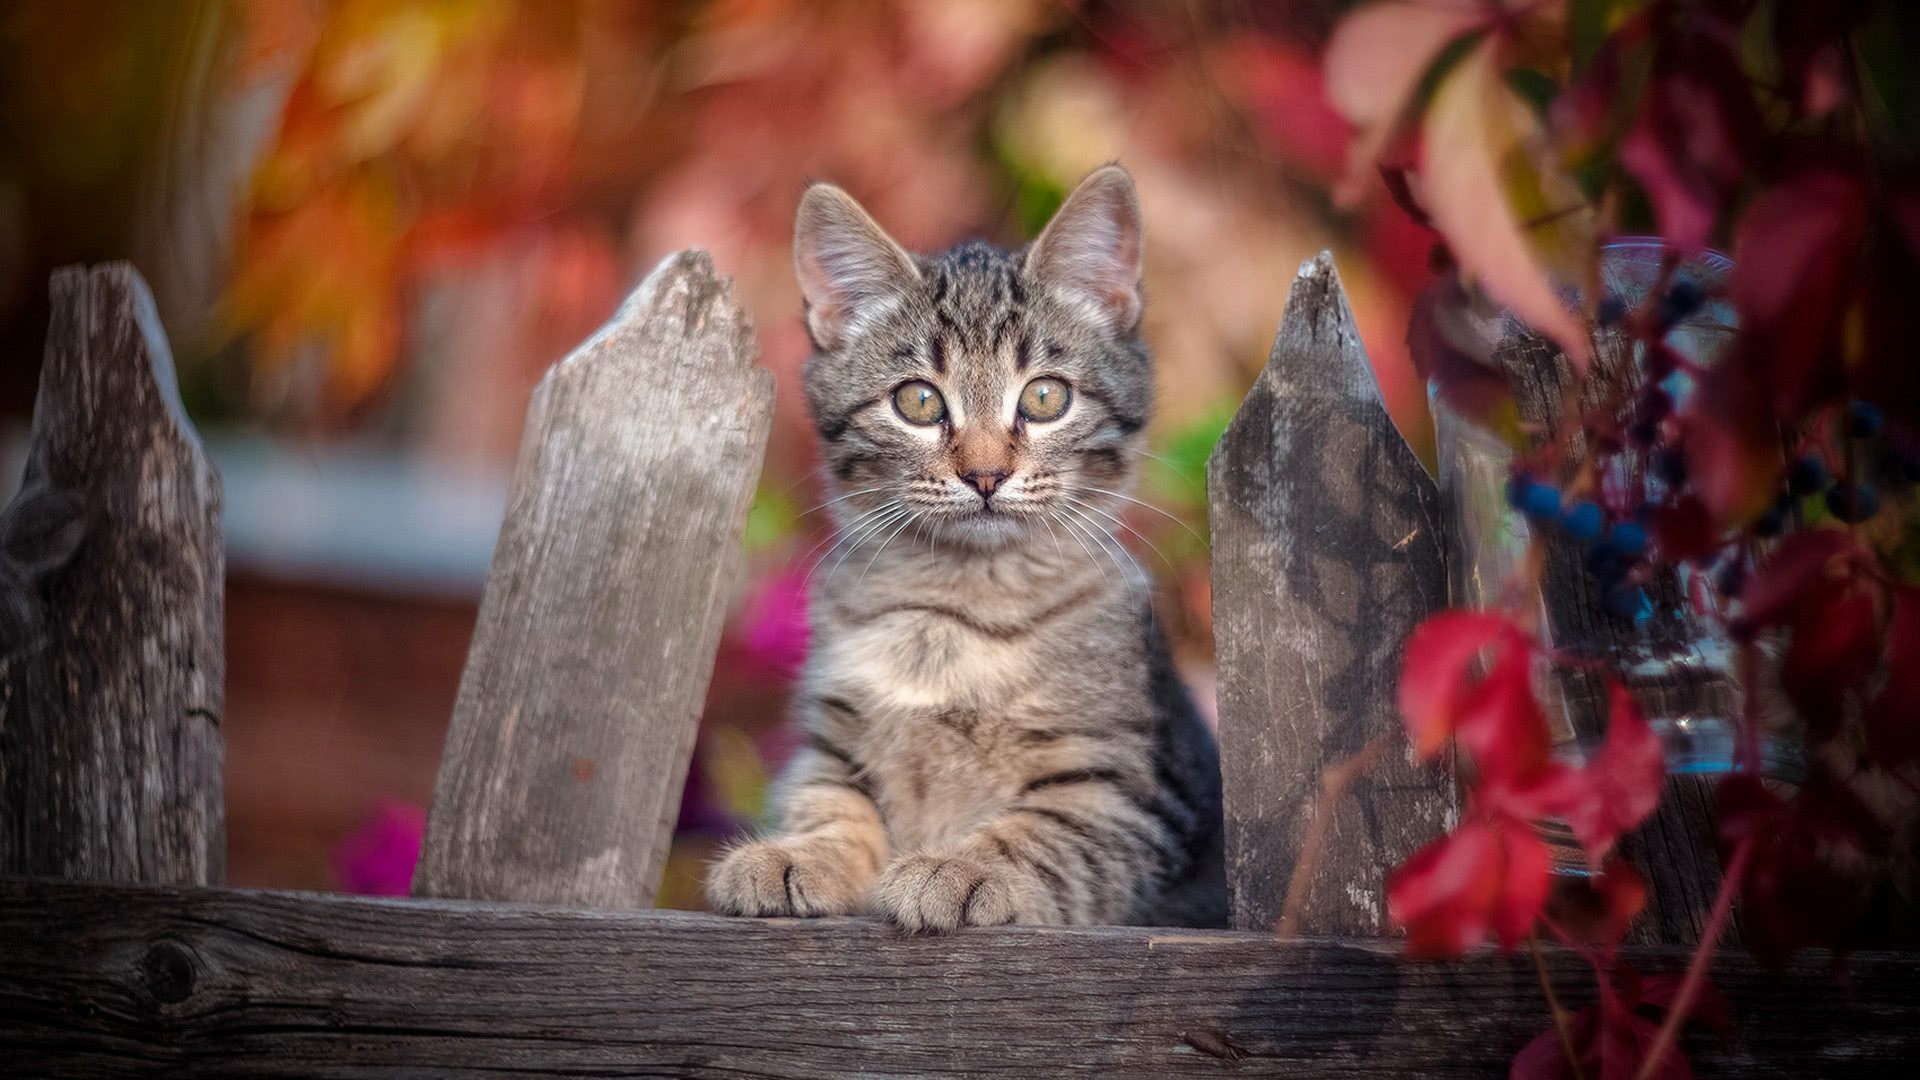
[{"left": 794, "top": 183, "right": 920, "bottom": 352}]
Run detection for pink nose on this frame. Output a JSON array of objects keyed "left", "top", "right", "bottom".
[{"left": 961, "top": 469, "right": 1009, "bottom": 498}]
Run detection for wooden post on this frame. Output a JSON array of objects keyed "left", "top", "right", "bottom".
[
  {"left": 413, "top": 249, "right": 773, "bottom": 909},
  {"left": 0, "top": 263, "right": 225, "bottom": 885},
  {"left": 1207, "top": 253, "right": 1453, "bottom": 934}
]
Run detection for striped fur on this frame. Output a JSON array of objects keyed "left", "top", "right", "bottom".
[{"left": 706, "top": 165, "right": 1225, "bottom": 930}]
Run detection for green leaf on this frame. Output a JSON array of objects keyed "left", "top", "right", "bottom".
[{"left": 742, "top": 486, "right": 798, "bottom": 554}]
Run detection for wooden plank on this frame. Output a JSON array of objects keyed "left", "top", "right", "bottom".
[
  {"left": 2, "top": 878, "right": 1915, "bottom": 1078},
  {"left": 413, "top": 249, "right": 773, "bottom": 909},
  {"left": 0, "top": 264, "right": 224, "bottom": 885},
  {"left": 1208, "top": 252, "right": 1452, "bottom": 934}
]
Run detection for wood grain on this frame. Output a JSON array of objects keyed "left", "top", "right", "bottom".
[
  {"left": 1208, "top": 253, "right": 1453, "bottom": 935},
  {"left": 2, "top": 877, "right": 1914, "bottom": 1078},
  {"left": 413, "top": 249, "right": 774, "bottom": 909},
  {"left": 0, "top": 264, "right": 224, "bottom": 885}
]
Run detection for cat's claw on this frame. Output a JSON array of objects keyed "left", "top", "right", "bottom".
[
  {"left": 869, "top": 853, "right": 1024, "bottom": 932},
  {"left": 705, "top": 839, "right": 866, "bottom": 917}
]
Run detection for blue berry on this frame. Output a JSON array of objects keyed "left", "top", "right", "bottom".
[
  {"left": 1660, "top": 278, "right": 1705, "bottom": 326},
  {"left": 1521, "top": 482, "right": 1563, "bottom": 523},
  {"left": 1562, "top": 500, "right": 1604, "bottom": 540},
  {"left": 1655, "top": 448, "right": 1688, "bottom": 487},
  {"left": 1606, "top": 584, "right": 1653, "bottom": 621},
  {"left": 1848, "top": 400, "right": 1884, "bottom": 439},
  {"left": 1788, "top": 456, "right": 1829, "bottom": 495},
  {"left": 1596, "top": 295, "right": 1628, "bottom": 327},
  {"left": 1609, "top": 522, "right": 1648, "bottom": 558},
  {"left": 1506, "top": 473, "right": 1532, "bottom": 510},
  {"left": 1826, "top": 482, "right": 1881, "bottom": 523},
  {"left": 1753, "top": 505, "right": 1787, "bottom": 537}
]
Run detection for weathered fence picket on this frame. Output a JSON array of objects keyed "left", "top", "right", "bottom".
[
  {"left": 1, "top": 252, "right": 1916, "bottom": 1078},
  {"left": 413, "top": 250, "right": 773, "bottom": 909},
  {"left": 1209, "top": 253, "right": 1453, "bottom": 935},
  {"left": 0, "top": 263, "right": 224, "bottom": 886}
]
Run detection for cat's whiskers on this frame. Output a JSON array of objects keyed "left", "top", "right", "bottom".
[
  {"left": 1077, "top": 486, "right": 1206, "bottom": 546},
  {"left": 798, "top": 486, "right": 890, "bottom": 519},
  {"left": 809, "top": 502, "right": 910, "bottom": 589},
  {"left": 858, "top": 510, "right": 923, "bottom": 586},
  {"left": 794, "top": 500, "right": 899, "bottom": 570},
  {"left": 1063, "top": 494, "right": 1175, "bottom": 573},
  {"left": 1046, "top": 508, "right": 1108, "bottom": 587},
  {"left": 1058, "top": 503, "right": 1144, "bottom": 584}
]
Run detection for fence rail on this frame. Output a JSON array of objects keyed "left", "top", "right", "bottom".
[{"left": 0, "top": 255, "right": 1914, "bottom": 1077}]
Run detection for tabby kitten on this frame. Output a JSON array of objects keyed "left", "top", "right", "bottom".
[{"left": 705, "top": 165, "right": 1225, "bottom": 930}]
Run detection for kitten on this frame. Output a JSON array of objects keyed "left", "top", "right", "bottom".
[{"left": 705, "top": 165, "right": 1225, "bottom": 930}]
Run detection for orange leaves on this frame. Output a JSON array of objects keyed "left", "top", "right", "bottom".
[
  {"left": 224, "top": 0, "right": 595, "bottom": 422},
  {"left": 1326, "top": 0, "right": 1593, "bottom": 367}
]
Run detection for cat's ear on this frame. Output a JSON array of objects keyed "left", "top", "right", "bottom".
[
  {"left": 794, "top": 183, "right": 921, "bottom": 351},
  {"left": 1025, "top": 164, "right": 1144, "bottom": 336}
]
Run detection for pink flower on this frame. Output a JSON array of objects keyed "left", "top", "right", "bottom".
[
  {"left": 332, "top": 800, "right": 426, "bottom": 896},
  {"left": 741, "top": 570, "right": 810, "bottom": 679}
]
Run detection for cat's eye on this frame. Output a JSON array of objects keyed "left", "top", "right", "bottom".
[
  {"left": 1018, "top": 377, "right": 1072, "bottom": 422},
  {"left": 893, "top": 380, "right": 947, "bottom": 425}
]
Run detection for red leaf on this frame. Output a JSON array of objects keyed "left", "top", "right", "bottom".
[
  {"left": 1559, "top": 683, "right": 1666, "bottom": 867},
  {"left": 1511, "top": 995, "right": 1696, "bottom": 1080},
  {"left": 1454, "top": 632, "right": 1554, "bottom": 786},
  {"left": 1398, "top": 610, "right": 1513, "bottom": 759},
  {"left": 1729, "top": 170, "right": 1868, "bottom": 420},
  {"left": 1678, "top": 356, "right": 1783, "bottom": 526},
  {"left": 1618, "top": 32, "right": 1765, "bottom": 252},
  {"left": 1867, "top": 586, "right": 1920, "bottom": 765},
  {"left": 1781, "top": 577, "right": 1881, "bottom": 739},
  {"left": 1651, "top": 495, "right": 1720, "bottom": 563},
  {"left": 1389, "top": 813, "right": 1552, "bottom": 957},
  {"left": 1737, "top": 528, "right": 1861, "bottom": 631}
]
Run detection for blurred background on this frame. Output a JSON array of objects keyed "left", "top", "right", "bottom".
[{"left": 0, "top": 0, "right": 1433, "bottom": 906}]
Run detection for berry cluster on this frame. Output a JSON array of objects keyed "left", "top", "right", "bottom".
[{"left": 1505, "top": 474, "right": 1652, "bottom": 620}]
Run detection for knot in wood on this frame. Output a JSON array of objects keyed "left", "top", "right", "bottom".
[{"left": 139, "top": 940, "right": 196, "bottom": 1005}]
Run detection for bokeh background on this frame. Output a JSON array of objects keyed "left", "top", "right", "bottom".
[{"left": 0, "top": 0, "right": 1433, "bottom": 905}]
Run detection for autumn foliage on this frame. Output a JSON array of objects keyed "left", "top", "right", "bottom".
[{"left": 1326, "top": 0, "right": 1920, "bottom": 1076}]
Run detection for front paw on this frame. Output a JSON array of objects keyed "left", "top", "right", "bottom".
[
  {"left": 869, "top": 853, "right": 1028, "bottom": 932},
  {"left": 705, "top": 838, "right": 866, "bottom": 917}
]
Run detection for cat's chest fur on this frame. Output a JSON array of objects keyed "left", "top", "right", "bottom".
[{"left": 804, "top": 562, "right": 1134, "bottom": 853}]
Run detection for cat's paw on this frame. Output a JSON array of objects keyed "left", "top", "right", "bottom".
[
  {"left": 869, "top": 853, "right": 1027, "bottom": 932},
  {"left": 705, "top": 838, "right": 866, "bottom": 917}
]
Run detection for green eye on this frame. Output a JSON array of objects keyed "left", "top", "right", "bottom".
[
  {"left": 1018, "top": 377, "right": 1071, "bottom": 422},
  {"left": 893, "top": 380, "right": 947, "bottom": 425}
]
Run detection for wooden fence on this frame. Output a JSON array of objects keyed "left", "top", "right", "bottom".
[{"left": 1, "top": 256, "right": 1914, "bottom": 1077}]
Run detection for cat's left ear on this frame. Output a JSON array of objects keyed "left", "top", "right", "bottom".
[{"left": 1025, "top": 164, "right": 1144, "bottom": 336}]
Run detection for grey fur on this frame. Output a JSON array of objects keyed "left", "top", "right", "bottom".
[{"left": 706, "top": 165, "right": 1225, "bottom": 929}]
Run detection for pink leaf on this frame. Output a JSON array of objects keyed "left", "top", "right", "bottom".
[
  {"left": 1324, "top": 0, "right": 1488, "bottom": 204},
  {"left": 1419, "top": 38, "right": 1592, "bottom": 369}
]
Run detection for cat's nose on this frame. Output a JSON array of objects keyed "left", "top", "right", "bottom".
[{"left": 961, "top": 469, "right": 1009, "bottom": 499}]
